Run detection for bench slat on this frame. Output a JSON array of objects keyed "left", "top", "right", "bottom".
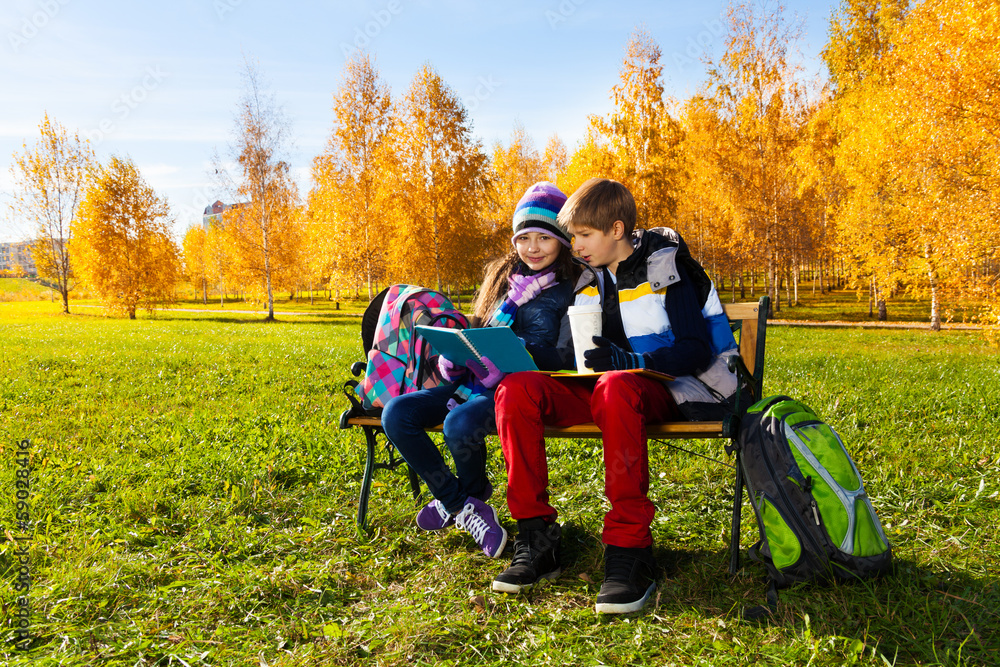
[
  {"left": 344, "top": 415, "right": 726, "bottom": 440},
  {"left": 721, "top": 302, "right": 760, "bottom": 320}
]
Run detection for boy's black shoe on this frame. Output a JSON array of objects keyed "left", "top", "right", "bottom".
[
  {"left": 595, "top": 544, "right": 656, "bottom": 614},
  {"left": 491, "top": 521, "right": 562, "bottom": 593}
]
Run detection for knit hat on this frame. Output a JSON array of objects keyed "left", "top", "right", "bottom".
[{"left": 511, "top": 181, "right": 571, "bottom": 247}]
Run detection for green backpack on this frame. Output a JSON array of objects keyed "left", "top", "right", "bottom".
[{"left": 737, "top": 395, "right": 892, "bottom": 614}]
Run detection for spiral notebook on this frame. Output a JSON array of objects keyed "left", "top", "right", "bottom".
[{"left": 414, "top": 325, "right": 539, "bottom": 372}]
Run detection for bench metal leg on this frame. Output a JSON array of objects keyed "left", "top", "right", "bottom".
[
  {"left": 355, "top": 423, "right": 425, "bottom": 530},
  {"left": 729, "top": 449, "right": 744, "bottom": 575},
  {"left": 357, "top": 426, "right": 380, "bottom": 530},
  {"left": 407, "top": 466, "right": 422, "bottom": 504}
]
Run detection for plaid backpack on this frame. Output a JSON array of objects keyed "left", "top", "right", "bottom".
[{"left": 355, "top": 284, "right": 468, "bottom": 412}]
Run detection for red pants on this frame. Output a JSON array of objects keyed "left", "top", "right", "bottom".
[{"left": 495, "top": 371, "right": 683, "bottom": 548}]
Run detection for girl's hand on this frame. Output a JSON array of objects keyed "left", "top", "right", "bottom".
[
  {"left": 466, "top": 356, "right": 504, "bottom": 389},
  {"left": 436, "top": 355, "right": 466, "bottom": 381},
  {"left": 507, "top": 270, "right": 558, "bottom": 307}
]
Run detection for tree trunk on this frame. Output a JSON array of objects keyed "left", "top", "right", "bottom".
[
  {"left": 868, "top": 277, "right": 874, "bottom": 318},
  {"left": 793, "top": 262, "right": 799, "bottom": 305},
  {"left": 263, "top": 237, "right": 275, "bottom": 320},
  {"left": 926, "top": 242, "right": 941, "bottom": 331},
  {"left": 769, "top": 253, "right": 780, "bottom": 314},
  {"left": 432, "top": 206, "right": 442, "bottom": 292},
  {"left": 874, "top": 278, "right": 887, "bottom": 320}
]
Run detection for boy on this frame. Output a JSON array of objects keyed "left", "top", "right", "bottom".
[{"left": 491, "top": 178, "right": 741, "bottom": 614}]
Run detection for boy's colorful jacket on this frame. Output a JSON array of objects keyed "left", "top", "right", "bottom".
[{"left": 559, "top": 227, "right": 742, "bottom": 420}]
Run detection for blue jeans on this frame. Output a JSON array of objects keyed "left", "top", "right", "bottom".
[{"left": 381, "top": 384, "right": 496, "bottom": 515}]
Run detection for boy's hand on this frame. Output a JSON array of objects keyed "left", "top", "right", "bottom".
[
  {"left": 507, "top": 271, "right": 558, "bottom": 307},
  {"left": 467, "top": 355, "right": 505, "bottom": 389},
  {"left": 583, "top": 336, "right": 646, "bottom": 371},
  {"left": 437, "top": 355, "right": 466, "bottom": 381}
]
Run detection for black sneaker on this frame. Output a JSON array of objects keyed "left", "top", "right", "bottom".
[
  {"left": 595, "top": 544, "right": 656, "bottom": 614},
  {"left": 491, "top": 522, "right": 562, "bottom": 593}
]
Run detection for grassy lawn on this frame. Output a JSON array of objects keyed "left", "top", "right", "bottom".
[
  {"left": 0, "top": 278, "right": 53, "bottom": 301},
  {"left": 727, "top": 285, "right": 980, "bottom": 325},
  {"left": 1, "top": 301, "right": 997, "bottom": 665}
]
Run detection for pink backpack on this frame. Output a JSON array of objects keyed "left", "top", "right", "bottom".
[{"left": 355, "top": 285, "right": 468, "bottom": 412}]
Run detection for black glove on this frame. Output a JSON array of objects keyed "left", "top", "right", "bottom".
[{"left": 583, "top": 336, "right": 646, "bottom": 372}]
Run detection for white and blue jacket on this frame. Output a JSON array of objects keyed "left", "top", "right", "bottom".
[{"left": 558, "top": 227, "right": 741, "bottom": 420}]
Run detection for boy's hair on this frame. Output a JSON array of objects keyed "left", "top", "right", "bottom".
[{"left": 557, "top": 178, "right": 637, "bottom": 236}]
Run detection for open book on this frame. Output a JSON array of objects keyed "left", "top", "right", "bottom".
[
  {"left": 414, "top": 325, "right": 538, "bottom": 372},
  {"left": 549, "top": 368, "right": 674, "bottom": 381}
]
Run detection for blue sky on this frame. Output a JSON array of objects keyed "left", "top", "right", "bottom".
[{"left": 0, "top": 0, "right": 839, "bottom": 242}]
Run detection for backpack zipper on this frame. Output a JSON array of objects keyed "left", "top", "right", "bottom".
[{"left": 755, "top": 416, "right": 828, "bottom": 563}]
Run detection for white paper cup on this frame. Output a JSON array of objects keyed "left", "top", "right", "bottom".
[{"left": 567, "top": 304, "right": 603, "bottom": 373}]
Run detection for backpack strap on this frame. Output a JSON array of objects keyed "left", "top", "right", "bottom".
[
  {"left": 742, "top": 581, "right": 779, "bottom": 622},
  {"left": 384, "top": 285, "right": 418, "bottom": 336}
]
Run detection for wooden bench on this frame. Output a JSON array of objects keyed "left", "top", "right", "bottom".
[{"left": 339, "top": 297, "right": 770, "bottom": 573}]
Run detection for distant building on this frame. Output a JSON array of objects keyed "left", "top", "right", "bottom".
[
  {"left": 202, "top": 200, "right": 249, "bottom": 230},
  {"left": 0, "top": 241, "right": 37, "bottom": 277}
]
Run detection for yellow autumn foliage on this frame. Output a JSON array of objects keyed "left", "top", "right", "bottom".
[{"left": 72, "top": 156, "right": 180, "bottom": 319}]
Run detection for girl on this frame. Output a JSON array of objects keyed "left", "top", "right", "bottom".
[{"left": 381, "top": 182, "right": 578, "bottom": 558}]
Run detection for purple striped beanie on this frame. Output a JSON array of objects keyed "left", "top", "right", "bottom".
[{"left": 511, "top": 181, "right": 571, "bottom": 247}]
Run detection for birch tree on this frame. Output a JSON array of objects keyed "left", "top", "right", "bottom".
[
  {"left": 390, "top": 64, "right": 489, "bottom": 291},
  {"left": 10, "top": 113, "right": 94, "bottom": 313},
  {"left": 310, "top": 51, "right": 394, "bottom": 300},
  {"left": 703, "top": 2, "right": 807, "bottom": 313},
  {"left": 485, "top": 123, "right": 544, "bottom": 258},
  {"left": 216, "top": 58, "right": 300, "bottom": 320},
  {"left": 182, "top": 225, "right": 210, "bottom": 303},
  {"left": 591, "top": 28, "right": 683, "bottom": 226},
  {"left": 72, "top": 156, "right": 180, "bottom": 319}
]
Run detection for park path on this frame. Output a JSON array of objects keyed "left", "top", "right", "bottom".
[{"left": 769, "top": 319, "right": 982, "bottom": 330}]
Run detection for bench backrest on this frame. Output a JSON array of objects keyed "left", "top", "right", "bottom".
[{"left": 721, "top": 297, "right": 769, "bottom": 404}]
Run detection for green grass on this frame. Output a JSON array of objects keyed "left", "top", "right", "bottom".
[
  {"left": 1, "top": 302, "right": 998, "bottom": 665},
  {"left": 0, "top": 278, "right": 52, "bottom": 301},
  {"left": 724, "top": 285, "right": 981, "bottom": 325}
]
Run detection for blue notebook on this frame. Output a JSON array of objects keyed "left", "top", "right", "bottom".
[{"left": 414, "top": 325, "right": 538, "bottom": 372}]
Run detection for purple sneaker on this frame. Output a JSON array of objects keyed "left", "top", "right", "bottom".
[
  {"left": 455, "top": 497, "right": 508, "bottom": 558},
  {"left": 415, "top": 499, "right": 455, "bottom": 531}
]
